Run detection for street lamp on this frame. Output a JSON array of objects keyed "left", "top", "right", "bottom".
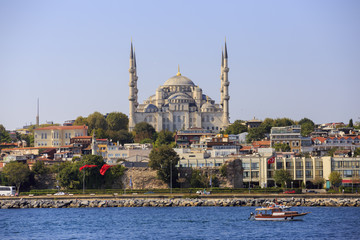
[{"left": 291, "top": 181, "right": 294, "bottom": 189}]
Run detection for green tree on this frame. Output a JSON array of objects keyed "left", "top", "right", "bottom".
[
  {"left": 80, "top": 155, "right": 107, "bottom": 189},
  {"left": 273, "top": 143, "right": 291, "bottom": 152},
  {"left": 354, "top": 148, "right": 360, "bottom": 157},
  {"left": 298, "top": 118, "right": 314, "bottom": 136},
  {"left": 0, "top": 124, "right": 11, "bottom": 143},
  {"left": 56, "top": 161, "right": 82, "bottom": 189},
  {"left": 133, "top": 122, "right": 156, "bottom": 143},
  {"left": 3, "top": 162, "right": 31, "bottom": 193},
  {"left": 104, "top": 165, "right": 126, "bottom": 188},
  {"left": 224, "top": 120, "right": 248, "bottom": 134},
  {"left": 273, "top": 169, "right": 292, "bottom": 188},
  {"left": 313, "top": 177, "right": 325, "bottom": 189},
  {"left": 106, "top": 112, "right": 129, "bottom": 131},
  {"left": 327, "top": 147, "right": 338, "bottom": 157},
  {"left": 106, "top": 129, "right": 133, "bottom": 144},
  {"left": 261, "top": 118, "right": 275, "bottom": 133},
  {"left": 220, "top": 164, "right": 227, "bottom": 177},
  {"left": 73, "top": 116, "right": 88, "bottom": 126},
  {"left": 298, "top": 118, "right": 315, "bottom": 136},
  {"left": 32, "top": 161, "right": 49, "bottom": 175},
  {"left": 155, "top": 130, "right": 174, "bottom": 147},
  {"left": 149, "top": 145, "right": 180, "bottom": 187},
  {"left": 273, "top": 118, "right": 295, "bottom": 127},
  {"left": 246, "top": 126, "right": 266, "bottom": 143},
  {"left": 190, "top": 169, "right": 207, "bottom": 188},
  {"left": 348, "top": 119, "right": 354, "bottom": 128},
  {"left": 87, "top": 112, "right": 108, "bottom": 133},
  {"left": 93, "top": 128, "right": 107, "bottom": 139},
  {"left": 329, "top": 171, "right": 342, "bottom": 190}
]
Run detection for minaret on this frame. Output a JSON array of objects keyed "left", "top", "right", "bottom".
[
  {"left": 128, "top": 42, "right": 136, "bottom": 131},
  {"left": 36, "top": 98, "right": 39, "bottom": 127},
  {"left": 133, "top": 48, "right": 139, "bottom": 108},
  {"left": 220, "top": 50, "right": 224, "bottom": 107},
  {"left": 222, "top": 40, "right": 230, "bottom": 126}
]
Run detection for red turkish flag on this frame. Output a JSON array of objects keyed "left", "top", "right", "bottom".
[
  {"left": 267, "top": 156, "right": 276, "bottom": 164},
  {"left": 79, "top": 165, "right": 98, "bottom": 171},
  {"left": 100, "top": 164, "right": 112, "bottom": 175}
]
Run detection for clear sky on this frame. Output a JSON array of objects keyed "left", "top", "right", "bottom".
[{"left": 1, "top": 0, "right": 359, "bottom": 130}]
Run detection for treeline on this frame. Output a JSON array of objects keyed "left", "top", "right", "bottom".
[
  {"left": 0, "top": 155, "right": 126, "bottom": 193},
  {"left": 0, "top": 124, "right": 34, "bottom": 147},
  {"left": 73, "top": 112, "right": 175, "bottom": 146}
]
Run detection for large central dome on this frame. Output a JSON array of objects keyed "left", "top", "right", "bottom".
[
  {"left": 163, "top": 70, "right": 195, "bottom": 86},
  {"left": 163, "top": 75, "right": 195, "bottom": 86}
]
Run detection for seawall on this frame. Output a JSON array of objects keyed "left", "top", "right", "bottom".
[{"left": 1, "top": 197, "right": 360, "bottom": 209}]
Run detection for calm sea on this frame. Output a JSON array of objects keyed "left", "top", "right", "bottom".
[{"left": 1, "top": 207, "right": 360, "bottom": 239}]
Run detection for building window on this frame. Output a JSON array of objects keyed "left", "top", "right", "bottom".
[{"left": 296, "top": 170, "right": 303, "bottom": 178}]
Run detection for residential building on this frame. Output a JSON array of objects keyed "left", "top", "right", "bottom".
[
  {"left": 175, "top": 128, "right": 214, "bottom": 148},
  {"left": 312, "top": 136, "right": 360, "bottom": 156},
  {"left": 34, "top": 125, "right": 88, "bottom": 147},
  {"left": 270, "top": 125, "right": 302, "bottom": 153}
]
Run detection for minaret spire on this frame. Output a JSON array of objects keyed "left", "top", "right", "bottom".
[
  {"left": 128, "top": 41, "right": 136, "bottom": 131},
  {"left": 130, "top": 38, "right": 134, "bottom": 59},
  {"left": 134, "top": 47, "right": 139, "bottom": 108},
  {"left": 222, "top": 39, "right": 230, "bottom": 126},
  {"left": 220, "top": 49, "right": 224, "bottom": 107},
  {"left": 224, "top": 37, "right": 228, "bottom": 59}
]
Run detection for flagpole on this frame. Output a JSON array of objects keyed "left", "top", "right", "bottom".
[{"left": 83, "top": 169, "right": 85, "bottom": 194}]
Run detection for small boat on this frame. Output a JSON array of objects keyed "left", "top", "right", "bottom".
[{"left": 249, "top": 207, "right": 310, "bottom": 221}]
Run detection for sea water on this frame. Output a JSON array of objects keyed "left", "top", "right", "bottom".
[{"left": 1, "top": 207, "right": 360, "bottom": 239}]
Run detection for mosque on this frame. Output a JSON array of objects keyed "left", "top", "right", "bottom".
[{"left": 128, "top": 41, "right": 230, "bottom": 133}]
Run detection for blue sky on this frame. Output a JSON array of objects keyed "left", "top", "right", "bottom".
[{"left": 1, "top": 0, "right": 359, "bottom": 130}]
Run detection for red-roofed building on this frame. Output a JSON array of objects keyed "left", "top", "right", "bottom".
[
  {"left": 34, "top": 125, "right": 88, "bottom": 147},
  {"left": 252, "top": 140, "right": 271, "bottom": 152}
]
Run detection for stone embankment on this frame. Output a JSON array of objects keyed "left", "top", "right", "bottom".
[{"left": 1, "top": 197, "right": 360, "bottom": 209}]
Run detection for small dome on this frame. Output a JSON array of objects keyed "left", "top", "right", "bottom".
[
  {"left": 163, "top": 75, "right": 195, "bottom": 86},
  {"left": 201, "top": 102, "right": 214, "bottom": 110},
  {"left": 144, "top": 104, "right": 158, "bottom": 112}
]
